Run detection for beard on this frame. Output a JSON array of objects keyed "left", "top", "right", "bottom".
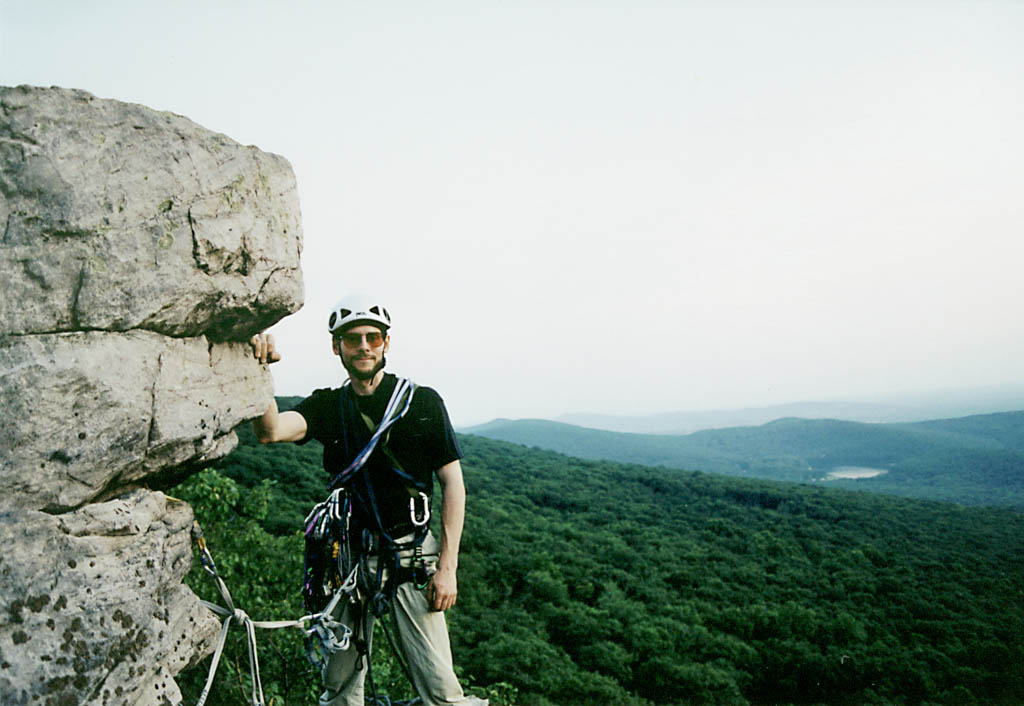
[{"left": 343, "top": 353, "right": 386, "bottom": 381}]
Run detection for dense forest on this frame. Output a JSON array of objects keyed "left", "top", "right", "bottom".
[
  {"left": 174, "top": 404, "right": 1024, "bottom": 705},
  {"left": 466, "top": 411, "right": 1024, "bottom": 509}
]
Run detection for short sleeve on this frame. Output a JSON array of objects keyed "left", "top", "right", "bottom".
[
  {"left": 292, "top": 387, "right": 339, "bottom": 445},
  {"left": 410, "top": 386, "right": 462, "bottom": 468}
]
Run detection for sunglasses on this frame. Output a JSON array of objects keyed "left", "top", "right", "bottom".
[{"left": 337, "top": 331, "right": 385, "bottom": 349}]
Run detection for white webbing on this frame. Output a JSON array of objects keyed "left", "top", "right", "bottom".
[
  {"left": 192, "top": 541, "right": 357, "bottom": 706},
  {"left": 328, "top": 377, "right": 416, "bottom": 489}
]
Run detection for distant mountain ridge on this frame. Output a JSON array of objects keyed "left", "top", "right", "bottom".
[
  {"left": 556, "top": 401, "right": 916, "bottom": 434},
  {"left": 465, "top": 410, "right": 1024, "bottom": 509},
  {"left": 552, "top": 383, "right": 1024, "bottom": 434}
]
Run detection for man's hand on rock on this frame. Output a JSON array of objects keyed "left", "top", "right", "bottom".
[{"left": 250, "top": 333, "right": 281, "bottom": 365}]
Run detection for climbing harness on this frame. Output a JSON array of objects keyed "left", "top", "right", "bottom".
[
  {"left": 190, "top": 376, "right": 434, "bottom": 706},
  {"left": 300, "top": 376, "right": 438, "bottom": 704}
]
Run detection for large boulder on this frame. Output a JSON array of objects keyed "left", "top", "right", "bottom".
[
  {"left": 0, "top": 85, "right": 302, "bottom": 340},
  {"left": 0, "top": 86, "right": 304, "bottom": 705}
]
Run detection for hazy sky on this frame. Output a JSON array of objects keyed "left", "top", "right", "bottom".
[{"left": 3, "top": 1, "right": 1023, "bottom": 425}]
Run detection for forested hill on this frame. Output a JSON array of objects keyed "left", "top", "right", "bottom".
[
  {"left": 174, "top": 413, "right": 1024, "bottom": 706},
  {"left": 465, "top": 411, "right": 1024, "bottom": 509}
]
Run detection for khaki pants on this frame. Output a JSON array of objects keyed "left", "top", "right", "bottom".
[{"left": 318, "top": 532, "right": 485, "bottom": 706}]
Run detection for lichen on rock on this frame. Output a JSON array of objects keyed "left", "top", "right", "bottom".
[{"left": 0, "top": 491, "right": 220, "bottom": 706}]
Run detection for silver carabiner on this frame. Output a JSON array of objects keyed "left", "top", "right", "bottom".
[{"left": 409, "top": 491, "right": 430, "bottom": 527}]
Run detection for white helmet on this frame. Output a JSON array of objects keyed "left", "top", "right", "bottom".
[{"left": 327, "top": 295, "right": 391, "bottom": 336}]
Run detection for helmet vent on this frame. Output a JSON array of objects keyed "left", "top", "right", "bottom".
[{"left": 327, "top": 299, "right": 391, "bottom": 333}]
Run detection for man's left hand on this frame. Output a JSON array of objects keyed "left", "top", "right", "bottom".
[{"left": 426, "top": 566, "right": 458, "bottom": 612}]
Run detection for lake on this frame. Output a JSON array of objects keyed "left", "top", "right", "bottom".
[{"left": 824, "top": 466, "right": 889, "bottom": 480}]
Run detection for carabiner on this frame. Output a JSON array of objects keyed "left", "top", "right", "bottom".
[{"left": 409, "top": 492, "right": 430, "bottom": 527}]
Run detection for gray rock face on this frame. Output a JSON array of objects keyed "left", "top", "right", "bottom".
[
  {"left": 0, "top": 86, "right": 304, "bottom": 705},
  {"left": 0, "top": 331, "right": 271, "bottom": 512},
  {"left": 0, "top": 491, "right": 221, "bottom": 706},
  {"left": 1, "top": 85, "right": 302, "bottom": 340}
]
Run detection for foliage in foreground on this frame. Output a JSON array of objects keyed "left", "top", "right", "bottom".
[
  {"left": 175, "top": 418, "right": 1024, "bottom": 705},
  {"left": 175, "top": 470, "right": 318, "bottom": 706}
]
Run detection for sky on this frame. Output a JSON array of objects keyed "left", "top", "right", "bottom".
[{"left": 3, "top": 1, "right": 1023, "bottom": 426}]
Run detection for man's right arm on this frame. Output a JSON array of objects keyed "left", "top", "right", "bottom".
[
  {"left": 250, "top": 333, "right": 308, "bottom": 444},
  {"left": 253, "top": 399, "right": 308, "bottom": 443}
]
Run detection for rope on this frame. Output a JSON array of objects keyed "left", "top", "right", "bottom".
[
  {"left": 327, "top": 377, "right": 416, "bottom": 491},
  {"left": 191, "top": 521, "right": 349, "bottom": 706},
  {"left": 192, "top": 519, "right": 432, "bottom": 706}
]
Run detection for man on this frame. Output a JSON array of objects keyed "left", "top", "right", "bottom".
[{"left": 250, "top": 295, "right": 485, "bottom": 706}]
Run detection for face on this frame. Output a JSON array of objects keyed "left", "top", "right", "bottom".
[{"left": 332, "top": 324, "right": 390, "bottom": 381}]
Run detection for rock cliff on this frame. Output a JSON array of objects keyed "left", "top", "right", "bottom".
[{"left": 0, "top": 86, "right": 304, "bottom": 705}]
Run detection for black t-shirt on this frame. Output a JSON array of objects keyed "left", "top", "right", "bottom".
[{"left": 294, "top": 373, "right": 462, "bottom": 533}]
